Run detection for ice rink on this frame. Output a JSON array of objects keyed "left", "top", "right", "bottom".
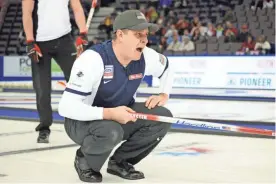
[
  {"left": 0, "top": 119, "right": 275, "bottom": 183},
  {"left": 0, "top": 91, "right": 275, "bottom": 183}
]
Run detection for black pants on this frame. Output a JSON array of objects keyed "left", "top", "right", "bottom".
[
  {"left": 64, "top": 102, "right": 172, "bottom": 172},
  {"left": 32, "top": 33, "right": 76, "bottom": 132}
]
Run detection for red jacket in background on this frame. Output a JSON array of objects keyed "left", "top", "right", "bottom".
[
  {"left": 225, "top": 27, "right": 238, "bottom": 36},
  {"left": 240, "top": 41, "right": 256, "bottom": 51}
]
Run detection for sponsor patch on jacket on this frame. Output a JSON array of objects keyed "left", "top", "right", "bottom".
[{"left": 129, "top": 73, "right": 143, "bottom": 80}]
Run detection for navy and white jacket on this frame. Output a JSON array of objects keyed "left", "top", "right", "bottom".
[{"left": 58, "top": 40, "right": 173, "bottom": 121}]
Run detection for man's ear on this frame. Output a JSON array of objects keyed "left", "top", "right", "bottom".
[
  {"left": 117, "top": 30, "right": 128, "bottom": 41},
  {"left": 115, "top": 30, "right": 123, "bottom": 41}
]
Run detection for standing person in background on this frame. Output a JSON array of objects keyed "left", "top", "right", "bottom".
[{"left": 22, "top": 0, "right": 88, "bottom": 143}]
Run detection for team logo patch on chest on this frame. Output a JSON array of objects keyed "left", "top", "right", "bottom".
[
  {"left": 129, "top": 73, "right": 143, "bottom": 80},
  {"left": 103, "top": 65, "right": 113, "bottom": 79}
]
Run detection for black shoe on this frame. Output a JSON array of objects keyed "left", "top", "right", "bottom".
[
  {"left": 107, "top": 159, "right": 145, "bottom": 180},
  {"left": 37, "top": 130, "right": 50, "bottom": 143},
  {"left": 74, "top": 154, "right": 102, "bottom": 183}
]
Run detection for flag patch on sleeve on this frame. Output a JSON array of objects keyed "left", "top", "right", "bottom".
[
  {"left": 129, "top": 73, "right": 143, "bottom": 80},
  {"left": 159, "top": 54, "right": 166, "bottom": 65}
]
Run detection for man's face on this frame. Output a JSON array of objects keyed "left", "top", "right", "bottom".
[{"left": 120, "top": 29, "right": 149, "bottom": 60}]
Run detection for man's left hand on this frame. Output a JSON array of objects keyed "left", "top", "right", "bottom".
[
  {"left": 76, "top": 32, "right": 88, "bottom": 57},
  {"left": 145, "top": 93, "right": 169, "bottom": 109}
]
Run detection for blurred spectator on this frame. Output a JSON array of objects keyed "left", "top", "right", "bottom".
[
  {"left": 98, "top": 15, "right": 113, "bottom": 39},
  {"left": 179, "top": 36, "right": 195, "bottom": 51},
  {"left": 164, "top": 24, "right": 176, "bottom": 38},
  {"left": 223, "top": 8, "right": 235, "bottom": 23},
  {"left": 176, "top": 18, "right": 189, "bottom": 36},
  {"left": 174, "top": 0, "right": 184, "bottom": 8},
  {"left": 155, "top": 25, "right": 167, "bottom": 37},
  {"left": 190, "top": 23, "right": 206, "bottom": 37},
  {"left": 159, "top": 0, "right": 173, "bottom": 16},
  {"left": 147, "top": 32, "right": 159, "bottom": 46},
  {"left": 158, "top": 37, "right": 168, "bottom": 53},
  {"left": 166, "top": 30, "right": 182, "bottom": 45},
  {"left": 191, "top": 16, "right": 200, "bottom": 28},
  {"left": 183, "top": 29, "right": 191, "bottom": 38},
  {"left": 237, "top": 24, "right": 251, "bottom": 42},
  {"left": 156, "top": 14, "right": 165, "bottom": 25},
  {"left": 254, "top": 35, "right": 271, "bottom": 54},
  {"left": 146, "top": 6, "right": 158, "bottom": 23},
  {"left": 1, "top": 0, "right": 275, "bottom": 56},
  {"left": 239, "top": 35, "right": 255, "bottom": 53},
  {"left": 197, "top": 22, "right": 208, "bottom": 37},
  {"left": 191, "top": 28, "right": 201, "bottom": 42},
  {"left": 263, "top": 0, "right": 274, "bottom": 8},
  {"left": 256, "top": 0, "right": 264, "bottom": 9},
  {"left": 166, "top": 32, "right": 182, "bottom": 51},
  {"left": 174, "top": 0, "right": 187, "bottom": 8},
  {"left": 216, "top": 23, "right": 224, "bottom": 38},
  {"left": 224, "top": 21, "right": 238, "bottom": 42},
  {"left": 159, "top": 0, "right": 173, "bottom": 8},
  {"left": 250, "top": 0, "right": 256, "bottom": 10},
  {"left": 165, "top": 10, "right": 178, "bottom": 25},
  {"left": 206, "top": 22, "right": 216, "bottom": 37},
  {"left": 250, "top": 0, "right": 264, "bottom": 11},
  {"left": 182, "top": 0, "right": 188, "bottom": 7}
]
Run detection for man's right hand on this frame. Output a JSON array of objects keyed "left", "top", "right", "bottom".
[
  {"left": 103, "top": 106, "right": 137, "bottom": 124},
  {"left": 26, "top": 41, "right": 42, "bottom": 63}
]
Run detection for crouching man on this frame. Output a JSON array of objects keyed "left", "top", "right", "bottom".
[{"left": 58, "top": 9, "right": 174, "bottom": 183}]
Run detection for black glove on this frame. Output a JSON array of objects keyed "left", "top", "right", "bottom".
[{"left": 26, "top": 41, "right": 42, "bottom": 63}]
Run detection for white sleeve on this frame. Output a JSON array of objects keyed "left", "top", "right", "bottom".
[
  {"left": 254, "top": 43, "right": 261, "bottom": 50},
  {"left": 143, "top": 47, "right": 174, "bottom": 95},
  {"left": 263, "top": 41, "right": 271, "bottom": 50},
  {"left": 58, "top": 50, "right": 104, "bottom": 121}
]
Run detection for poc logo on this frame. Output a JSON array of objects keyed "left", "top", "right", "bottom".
[{"left": 19, "top": 57, "right": 32, "bottom": 75}]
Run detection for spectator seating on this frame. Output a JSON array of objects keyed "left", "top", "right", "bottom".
[{"left": 0, "top": 0, "right": 274, "bottom": 56}]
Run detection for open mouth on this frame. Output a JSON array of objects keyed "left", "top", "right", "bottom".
[{"left": 136, "top": 47, "right": 143, "bottom": 52}]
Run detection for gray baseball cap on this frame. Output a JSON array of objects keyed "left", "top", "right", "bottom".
[{"left": 113, "top": 10, "right": 159, "bottom": 32}]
